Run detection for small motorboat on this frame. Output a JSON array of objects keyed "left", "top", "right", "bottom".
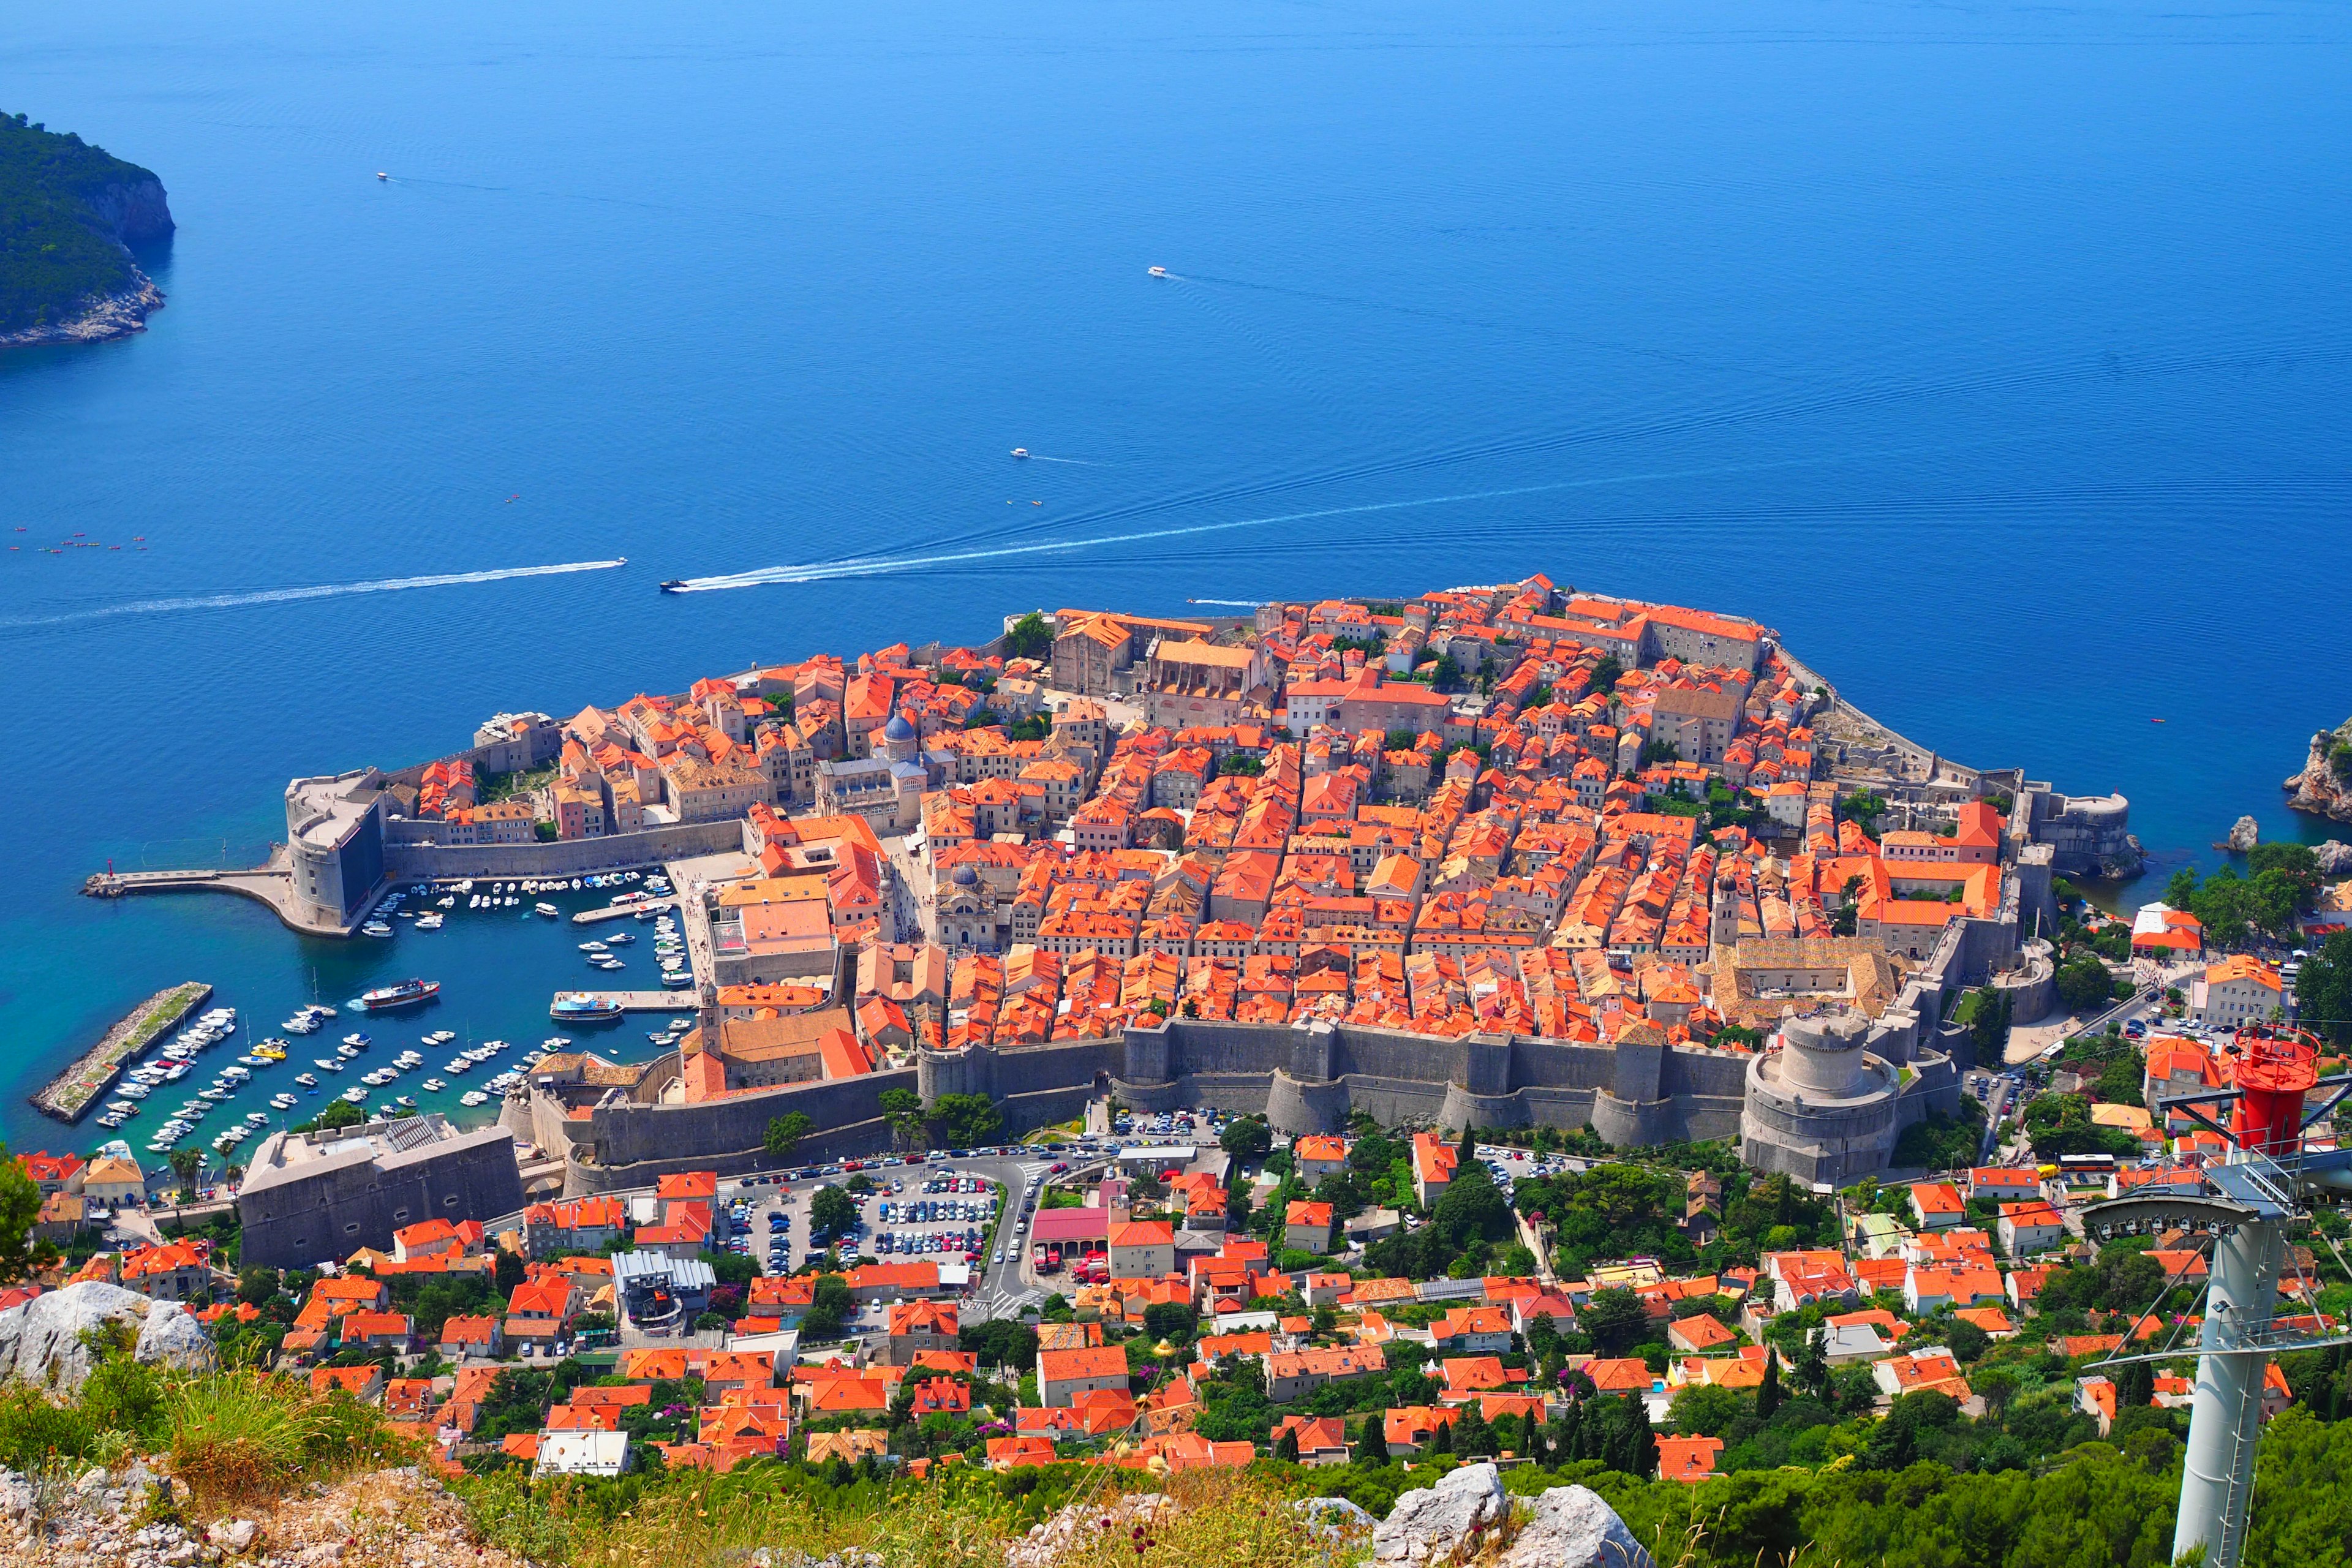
[
  {"left": 658, "top": 579, "right": 688, "bottom": 593},
  {"left": 421, "top": 1078, "right": 446, "bottom": 1091},
  {"left": 376, "top": 171, "right": 388, "bottom": 180},
  {"left": 1011, "top": 448, "right": 1030, "bottom": 459},
  {"left": 1147, "top": 265, "right": 1168, "bottom": 278}
]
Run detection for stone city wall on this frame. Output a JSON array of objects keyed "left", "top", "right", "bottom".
[{"left": 384, "top": 818, "right": 747, "bottom": 880}]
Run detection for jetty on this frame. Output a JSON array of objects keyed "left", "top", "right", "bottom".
[
  {"left": 571, "top": 897, "right": 679, "bottom": 925},
  {"left": 551, "top": 990, "right": 695, "bottom": 1014},
  {"left": 32, "top": 981, "right": 211, "bottom": 1123}
]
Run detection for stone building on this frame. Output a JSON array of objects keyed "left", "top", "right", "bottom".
[
  {"left": 1739, "top": 1011, "right": 1903, "bottom": 1188},
  {"left": 237, "top": 1114, "right": 523, "bottom": 1269}
]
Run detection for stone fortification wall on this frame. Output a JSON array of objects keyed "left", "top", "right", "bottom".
[
  {"left": 1095, "top": 1016, "right": 1759, "bottom": 1146},
  {"left": 238, "top": 1127, "right": 524, "bottom": 1270},
  {"left": 383, "top": 819, "right": 747, "bottom": 880}
]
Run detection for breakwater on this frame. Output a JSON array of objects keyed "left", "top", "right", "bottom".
[{"left": 31, "top": 982, "right": 209, "bottom": 1123}]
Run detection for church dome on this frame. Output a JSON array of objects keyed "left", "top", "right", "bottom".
[
  {"left": 950, "top": 862, "right": 980, "bottom": 888},
  {"left": 883, "top": 714, "right": 916, "bottom": 742}
]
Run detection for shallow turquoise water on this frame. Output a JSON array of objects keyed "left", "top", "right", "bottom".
[{"left": 4, "top": 0, "right": 2351, "bottom": 1156}]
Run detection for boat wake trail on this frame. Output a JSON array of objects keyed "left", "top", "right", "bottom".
[
  {"left": 670, "top": 482, "right": 1594, "bottom": 591},
  {"left": 0, "top": 559, "right": 628, "bottom": 630},
  {"left": 1186, "top": 598, "right": 1265, "bottom": 606}
]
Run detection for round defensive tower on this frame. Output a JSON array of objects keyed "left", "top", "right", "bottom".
[{"left": 1740, "top": 1008, "right": 1902, "bottom": 1187}]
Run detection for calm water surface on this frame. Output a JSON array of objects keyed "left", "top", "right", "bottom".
[{"left": 4, "top": 0, "right": 2350, "bottom": 1155}]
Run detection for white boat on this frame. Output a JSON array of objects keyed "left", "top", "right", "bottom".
[
  {"left": 270, "top": 1094, "right": 298, "bottom": 1110},
  {"left": 395, "top": 1095, "right": 417, "bottom": 1108},
  {"left": 245, "top": 1111, "right": 270, "bottom": 1125},
  {"left": 535, "top": 903, "right": 559, "bottom": 918},
  {"left": 314, "top": 1057, "right": 343, "bottom": 1072},
  {"left": 341, "top": 1087, "right": 368, "bottom": 1104},
  {"left": 579, "top": 941, "right": 608, "bottom": 952},
  {"left": 336, "top": 1044, "right": 360, "bottom": 1059},
  {"left": 443, "top": 1059, "right": 470, "bottom": 1074},
  {"left": 295, "top": 1073, "right": 318, "bottom": 1087},
  {"left": 421, "top": 1078, "right": 445, "bottom": 1091},
  {"left": 459, "top": 1090, "right": 490, "bottom": 1107},
  {"left": 344, "top": 1032, "right": 371, "bottom": 1047}
]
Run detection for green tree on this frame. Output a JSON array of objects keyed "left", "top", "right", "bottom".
[
  {"left": 1582, "top": 1287, "right": 1651, "bottom": 1358},
  {"left": 165, "top": 1147, "right": 205, "bottom": 1197},
  {"left": 803, "top": 1272, "right": 854, "bottom": 1339},
  {"left": 1142, "top": 1300, "right": 1197, "bottom": 1344},
  {"left": 764, "top": 1110, "right": 816, "bottom": 1160},
  {"left": 1274, "top": 1423, "right": 1300, "bottom": 1463},
  {"left": 878, "top": 1088, "right": 925, "bottom": 1149},
  {"left": 1757, "top": 1345, "right": 1781, "bottom": 1418},
  {"left": 1588, "top": 655, "right": 1623, "bottom": 695},
  {"left": 0, "top": 1147, "right": 40, "bottom": 1283},
  {"left": 931, "top": 1093, "right": 1003, "bottom": 1147},
  {"left": 1670, "top": 1381, "right": 1747, "bottom": 1438},
  {"left": 493, "top": 1245, "right": 527, "bottom": 1295},
  {"left": 1219, "top": 1117, "right": 1272, "bottom": 1163},
  {"left": 809, "top": 1184, "right": 861, "bottom": 1241},
  {"left": 1003, "top": 611, "right": 1052, "bottom": 660},
  {"left": 1354, "top": 1412, "right": 1390, "bottom": 1464},
  {"left": 2295, "top": 930, "right": 2352, "bottom": 1046}
]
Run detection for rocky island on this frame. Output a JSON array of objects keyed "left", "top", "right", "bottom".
[
  {"left": 2283, "top": 715, "right": 2352, "bottom": 824},
  {"left": 0, "top": 111, "right": 173, "bottom": 347}
]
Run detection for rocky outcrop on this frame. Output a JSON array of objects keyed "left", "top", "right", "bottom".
[
  {"left": 82, "top": 176, "right": 176, "bottom": 247},
  {"left": 0, "top": 277, "right": 165, "bottom": 348},
  {"left": 2286, "top": 721, "right": 2352, "bottom": 824},
  {"left": 1374, "top": 1461, "right": 1510, "bottom": 1563},
  {"left": 2315, "top": 840, "right": 2352, "bottom": 876},
  {"left": 2220, "top": 815, "right": 2260, "bottom": 853},
  {"left": 0, "top": 1281, "right": 214, "bottom": 1392},
  {"left": 1499, "top": 1486, "right": 1655, "bottom": 1568}
]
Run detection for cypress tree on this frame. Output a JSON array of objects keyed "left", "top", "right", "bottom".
[
  {"left": 1457, "top": 1121, "right": 1479, "bottom": 1169},
  {"left": 1757, "top": 1344, "right": 1782, "bottom": 1418},
  {"left": 1432, "top": 1417, "right": 1454, "bottom": 1454},
  {"left": 1275, "top": 1424, "right": 1301, "bottom": 1463},
  {"left": 1354, "top": 1413, "right": 1390, "bottom": 1465}
]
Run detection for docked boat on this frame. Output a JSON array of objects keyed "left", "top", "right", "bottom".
[
  {"left": 395, "top": 1095, "right": 417, "bottom": 1109},
  {"left": 294, "top": 1074, "right": 318, "bottom": 1088},
  {"left": 459, "top": 1090, "right": 491, "bottom": 1107},
  {"left": 341, "top": 1087, "right": 368, "bottom": 1104},
  {"left": 535, "top": 902, "right": 559, "bottom": 918},
  {"left": 550, "top": 992, "right": 624, "bottom": 1022},
  {"left": 350, "top": 979, "right": 440, "bottom": 1013},
  {"left": 661, "top": 970, "right": 695, "bottom": 988},
  {"left": 579, "top": 941, "right": 608, "bottom": 953},
  {"left": 361, "top": 921, "right": 394, "bottom": 938},
  {"left": 421, "top": 1078, "right": 446, "bottom": 1091}
]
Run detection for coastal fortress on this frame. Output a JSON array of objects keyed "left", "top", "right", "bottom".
[{"left": 113, "top": 575, "right": 2143, "bottom": 1196}]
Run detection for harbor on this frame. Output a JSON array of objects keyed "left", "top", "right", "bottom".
[
  {"left": 29, "top": 981, "right": 211, "bottom": 1123},
  {"left": 16, "top": 867, "right": 706, "bottom": 1169}
]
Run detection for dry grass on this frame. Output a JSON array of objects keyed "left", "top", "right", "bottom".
[
  {"left": 1039, "top": 1472, "right": 1361, "bottom": 1568},
  {"left": 165, "top": 1369, "right": 409, "bottom": 1506}
]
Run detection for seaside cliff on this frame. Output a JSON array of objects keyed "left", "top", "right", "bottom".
[
  {"left": 0, "top": 111, "right": 175, "bottom": 349},
  {"left": 2284, "top": 716, "right": 2352, "bottom": 824}
]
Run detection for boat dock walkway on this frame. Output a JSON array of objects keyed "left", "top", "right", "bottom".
[
  {"left": 31, "top": 982, "right": 212, "bottom": 1123},
  {"left": 554, "top": 991, "right": 698, "bottom": 1014},
  {"left": 571, "top": 897, "right": 679, "bottom": 925},
  {"left": 83, "top": 845, "right": 360, "bottom": 938}
]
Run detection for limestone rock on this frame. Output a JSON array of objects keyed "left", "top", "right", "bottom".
[
  {"left": 2315, "top": 840, "right": 2352, "bottom": 875},
  {"left": 0, "top": 1280, "right": 159, "bottom": 1392},
  {"left": 209, "top": 1518, "right": 262, "bottom": 1553},
  {"left": 2223, "top": 815, "right": 2260, "bottom": 853},
  {"left": 137, "top": 1300, "right": 217, "bottom": 1375},
  {"left": 2286, "top": 723, "right": 2352, "bottom": 823},
  {"left": 1499, "top": 1485, "right": 1655, "bottom": 1568},
  {"left": 0, "top": 1466, "right": 35, "bottom": 1523},
  {"left": 1298, "top": 1495, "right": 1377, "bottom": 1539},
  {"left": 1373, "top": 1461, "right": 1508, "bottom": 1564}
]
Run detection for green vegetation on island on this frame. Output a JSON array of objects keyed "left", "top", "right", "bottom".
[{"left": 0, "top": 110, "right": 173, "bottom": 337}]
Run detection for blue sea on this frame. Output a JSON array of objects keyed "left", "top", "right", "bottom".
[{"left": 4, "top": 0, "right": 2350, "bottom": 1160}]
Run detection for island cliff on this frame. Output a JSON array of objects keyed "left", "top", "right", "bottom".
[
  {"left": 0, "top": 111, "right": 174, "bottom": 348},
  {"left": 2285, "top": 717, "right": 2352, "bottom": 823}
]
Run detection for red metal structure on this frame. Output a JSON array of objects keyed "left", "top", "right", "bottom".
[{"left": 2225, "top": 1023, "right": 2321, "bottom": 1158}]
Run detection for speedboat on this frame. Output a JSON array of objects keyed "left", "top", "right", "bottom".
[
  {"left": 421, "top": 1078, "right": 445, "bottom": 1091},
  {"left": 1011, "top": 448, "right": 1030, "bottom": 459},
  {"left": 579, "top": 941, "right": 608, "bottom": 952},
  {"left": 605, "top": 931, "right": 635, "bottom": 946},
  {"left": 1148, "top": 265, "right": 1168, "bottom": 278},
  {"left": 361, "top": 921, "right": 394, "bottom": 938},
  {"left": 336, "top": 1043, "right": 361, "bottom": 1058},
  {"left": 341, "top": 1087, "right": 368, "bottom": 1104},
  {"left": 535, "top": 903, "right": 559, "bottom": 918},
  {"left": 443, "top": 1058, "right": 471, "bottom": 1074},
  {"left": 659, "top": 579, "right": 687, "bottom": 593},
  {"left": 459, "top": 1090, "right": 490, "bottom": 1107},
  {"left": 344, "top": 1032, "right": 371, "bottom": 1047},
  {"left": 395, "top": 1095, "right": 417, "bottom": 1109},
  {"left": 293, "top": 1072, "right": 318, "bottom": 1087}
]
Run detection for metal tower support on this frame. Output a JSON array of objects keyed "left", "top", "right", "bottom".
[{"left": 2174, "top": 1215, "right": 2285, "bottom": 1568}]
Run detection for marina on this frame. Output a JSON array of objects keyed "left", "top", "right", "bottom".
[{"left": 29, "top": 982, "right": 211, "bottom": 1123}]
